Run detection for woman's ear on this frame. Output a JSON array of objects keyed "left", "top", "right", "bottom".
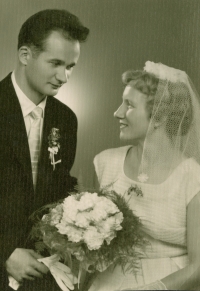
[
  {"left": 154, "top": 117, "right": 167, "bottom": 129},
  {"left": 18, "top": 46, "right": 31, "bottom": 65},
  {"left": 154, "top": 122, "right": 160, "bottom": 129}
]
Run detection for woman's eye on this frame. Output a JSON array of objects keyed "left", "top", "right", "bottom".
[
  {"left": 51, "top": 61, "right": 59, "bottom": 66},
  {"left": 127, "top": 103, "right": 133, "bottom": 108}
]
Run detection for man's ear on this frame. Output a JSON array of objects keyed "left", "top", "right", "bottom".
[{"left": 18, "top": 46, "right": 32, "bottom": 65}]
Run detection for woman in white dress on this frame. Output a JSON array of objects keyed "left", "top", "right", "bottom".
[{"left": 89, "top": 62, "right": 200, "bottom": 290}]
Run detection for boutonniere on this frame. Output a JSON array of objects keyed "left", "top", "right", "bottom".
[{"left": 48, "top": 128, "right": 61, "bottom": 170}]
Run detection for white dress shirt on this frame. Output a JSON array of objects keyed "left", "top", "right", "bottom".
[{"left": 11, "top": 71, "right": 47, "bottom": 141}]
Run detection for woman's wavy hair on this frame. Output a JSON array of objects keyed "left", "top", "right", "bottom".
[{"left": 122, "top": 70, "right": 193, "bottom": 138}]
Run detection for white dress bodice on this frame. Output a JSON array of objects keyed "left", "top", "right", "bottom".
[{"left": 89, "top": 146, "right": 200, "bottom": 290}]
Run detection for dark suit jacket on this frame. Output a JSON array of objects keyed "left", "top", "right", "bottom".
[{"left": 0, "top": 73, "right": 78, "bottom": 289}]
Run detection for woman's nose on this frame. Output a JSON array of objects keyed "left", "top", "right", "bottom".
[{"left": 114, "top": 104, "right": 125, "bottom": 119}]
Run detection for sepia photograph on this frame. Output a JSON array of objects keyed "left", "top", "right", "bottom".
[{"left": 0, "top": 0, "right": 200, "bottom": 290}]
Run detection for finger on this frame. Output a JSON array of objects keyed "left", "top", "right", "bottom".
[
  {"left": 26, "top": 268, "right": 44, "bottom": 279},
  {"left": 22, "top": 274, "right": 36, "bottom": 281},
  {"left": 29, "top": 250, "right": 43, "bottom": 259},
  {"left": 34, "top": 261, "right": 49, "bottom": 274},
  {"left": 17, "top": 278, "right": 24, "bottom": 284}
]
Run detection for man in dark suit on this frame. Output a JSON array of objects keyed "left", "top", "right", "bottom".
[{"left": 0, "top": 9, "right": 89, "bottom": 290}]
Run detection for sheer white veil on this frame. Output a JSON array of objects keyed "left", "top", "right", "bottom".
[{"left": 128, "top": 61, "right": 200, "bottom": 184}]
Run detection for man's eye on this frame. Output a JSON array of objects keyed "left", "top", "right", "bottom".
[{"left": 66, "top": 65, "right": 74, "bottom": 70}]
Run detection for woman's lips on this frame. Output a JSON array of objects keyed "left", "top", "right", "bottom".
[{"left": 120, "top": 123, "right": 128, "bottom": 129}]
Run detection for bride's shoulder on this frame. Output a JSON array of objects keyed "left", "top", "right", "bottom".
[
  {"left": 94, "top": 145, "right": 131, "bottom": 164},
  {"left": 93, "top": 146, "right": 131, "bottom": 185},
  {"left": 182, "top": 158, "right": 200, "bottom": 175}
]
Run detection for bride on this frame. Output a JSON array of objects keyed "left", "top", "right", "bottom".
[{"left": 88, "top": 62, "right": 200, "bottom": 290}]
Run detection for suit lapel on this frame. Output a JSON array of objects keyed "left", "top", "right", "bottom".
[
  {"left": 38, "top": 97, "right": 58, "bottom": 174},
  {"left": 1, "top": 75, "right": 32, "bottom": 176}
]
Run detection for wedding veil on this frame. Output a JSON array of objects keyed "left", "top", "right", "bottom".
[{"left": 126, "top": 61, "right": 200, "bottom": 184}]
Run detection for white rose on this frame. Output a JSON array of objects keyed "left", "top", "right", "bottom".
[
  {"left": 56, "top": 223, "right": 83, "bottom": 243},
  {"left": 75, "top": 212, "right": 91, "bottom": 228},
  {"left": 49, "top": 204, "right": 63, "bottom": 226},
  {"left": 78, "top": 192, "right": 99, "bottom": 211},
  {"left": 105, "top": 232, "right": 116, "bottom": 245},
  {"left": 90, "top": 207, "right": 108, "bottom": 222},
  {"left": 42, "top": 214, "right": 48, "bottom": 222},
  {"left": 83, "top": 226, "right": 104, "bottom": 250},
  {"left": 104, "top": 199, "right": 119, "bottom": 215},
  {"left": 62, "top": 196, "right": 79, "bottom": 221},
  {"left": 60, "top": 213, "right": 74, "bottom": 224},
  {"left": 97, "top": 217, "right": 115, "bottom": 236},
  {"left": 67, "top": 226, "right": 84, "bottom": 243},
  {"left": 114, "top": 212, "right": 124, "bottom": 230},
  {"left": 56, "top": 221, "right": 69, "bottom": 234}
]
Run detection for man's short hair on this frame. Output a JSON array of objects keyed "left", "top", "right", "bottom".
[{"left": 18, "top": 9, "right": 89, "bottom": 52}]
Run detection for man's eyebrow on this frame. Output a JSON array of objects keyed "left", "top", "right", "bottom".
[
  {"left": 49, "top": 58, "right": 63, "bottom": 63},
  {"left": 49, "top": 59, "right": 76, "bottom": 67},
  {"left": 67, "top": 62, "right": 76, "bottom": 67}
]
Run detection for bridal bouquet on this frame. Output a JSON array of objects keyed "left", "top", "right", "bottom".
[{"left": 30, "top": 190, "right": 145, "bottom": 290}]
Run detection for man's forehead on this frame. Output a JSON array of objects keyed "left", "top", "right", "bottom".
[
  {"left": 44, "top": 31, "right": 77, "bottom": 46},
  {"left": 42, "top": 35, "right": 80, "bottom": 62}
]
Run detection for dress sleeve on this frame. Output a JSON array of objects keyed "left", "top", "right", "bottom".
[
  {"left": 93, "top": 147, "right": 128, "bottom": 188},
  {"left": 93, "top": 149, "right": 112, "bottom": 186},
  {"left": 185, "top": 159, "right": 200, "bottom": 205},
  {"left": 93, "top": 153, "right": 101, "bottom": 184}
]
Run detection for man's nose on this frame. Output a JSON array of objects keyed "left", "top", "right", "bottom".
[
  {"left": 114, "top": 104, "right": 125, "bottom": 119},
  {"left": 56, "top": 69, "right": 67, "bottom": 84}
]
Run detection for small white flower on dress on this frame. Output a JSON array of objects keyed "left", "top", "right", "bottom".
[{"left": 137, "top": 173, "right": 149, "bottom": 183}]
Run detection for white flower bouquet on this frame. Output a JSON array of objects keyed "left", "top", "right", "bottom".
[{"left": 30, "top": 190, "right": 145, "bottom": 291}]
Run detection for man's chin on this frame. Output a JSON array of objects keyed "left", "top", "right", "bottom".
[{"left": 47, "top": 89, "right": 59, "bottom": 96}]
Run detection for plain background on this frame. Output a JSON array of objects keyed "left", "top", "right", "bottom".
[{"left": 0, "top": 0, "right": 200, "bottom": 188}]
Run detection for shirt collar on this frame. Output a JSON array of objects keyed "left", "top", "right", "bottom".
[{"left": 11, "top": 71, "right": 47, "bottom": 118}]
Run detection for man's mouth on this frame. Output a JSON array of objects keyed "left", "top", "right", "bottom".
[{"left": 51, "top": 84, "right": 62, "bottom": 89}]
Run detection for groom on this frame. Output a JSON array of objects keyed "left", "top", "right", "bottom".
[{"left": 0, "top": 9, "right": 89, "bottom": 290}]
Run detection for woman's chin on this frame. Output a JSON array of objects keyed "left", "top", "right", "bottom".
[
  {"left": 119, "top": 134, "right": 133, "bottom": 144},
  {"left": 119, "top": 135, "right": 142, "bottom": 146}
]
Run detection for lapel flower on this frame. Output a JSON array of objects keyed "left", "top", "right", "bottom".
[{"left": 48, "top": 128, "right": 61, "bottom": 170}]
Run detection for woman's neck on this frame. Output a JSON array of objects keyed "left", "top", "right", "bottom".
[{"left": 124, "top": 133, "right": 184, "bottom": 183}]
